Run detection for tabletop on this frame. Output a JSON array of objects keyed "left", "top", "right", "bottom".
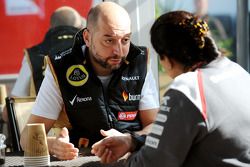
[{"left": 5, "top": 152, "right": 126, "bottom": 167}]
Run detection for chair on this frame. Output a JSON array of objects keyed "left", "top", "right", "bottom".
[
  {"left": 5, "top": 96, "right": 36, "bottom": 152},
  {"left": 0, "top": 84, "right": 7, "bottom": 133}
]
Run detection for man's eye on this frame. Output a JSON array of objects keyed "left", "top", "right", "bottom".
[
  {"left": 122, "top": 38, "right": 130, "bottom": 44},
  {"left": 105, "top": 39, "right": 113, "bottom": 44}
]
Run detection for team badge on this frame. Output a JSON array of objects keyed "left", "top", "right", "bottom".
[{"left": 66, "top": 65, "right": 88, "bottom": 86}]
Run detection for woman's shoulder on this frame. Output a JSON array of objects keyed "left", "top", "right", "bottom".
[
  {"left": 170, "top": 71, "right": 199, "bottom": 90},
  {"left": 168, "top": 71, "right": 202, "bottom": 110}
]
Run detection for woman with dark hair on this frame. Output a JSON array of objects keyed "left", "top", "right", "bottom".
[{"left": 91, "top": 11, "right": 250, "bottom": 167}]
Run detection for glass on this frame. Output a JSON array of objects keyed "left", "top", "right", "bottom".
[
  {"left": 156, "top": 0, "right": 237, "bottom": 96},
  {"left": 157, "top": 0, "right": 236, "bottom": 58}
]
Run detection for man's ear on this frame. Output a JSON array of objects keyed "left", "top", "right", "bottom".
[{"left": 83, "top": 29, "right": 90, "bottom": 47}]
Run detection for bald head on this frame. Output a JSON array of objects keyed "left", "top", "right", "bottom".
[
  {"left": 50, "top": 6, "right": 85, "bottom": 29},
  {"left": 87, "top": 2, "right": 131, "bottom": 31}
]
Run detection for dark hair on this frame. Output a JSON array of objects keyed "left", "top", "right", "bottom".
[{"left": 150, "top": 11, "right": 220, "bottom": 69}]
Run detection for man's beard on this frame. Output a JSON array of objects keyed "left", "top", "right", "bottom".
[{"left": 91, "top": 51, "right": 126, "bottom": 71}]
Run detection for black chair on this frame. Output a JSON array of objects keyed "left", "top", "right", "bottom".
[{"left": 5, "top": 96, "right": 36, "bottom": 152}]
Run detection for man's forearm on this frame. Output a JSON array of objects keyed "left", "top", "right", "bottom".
[{"left": 136, "top": 123, "right": 153, "bottom": 135}]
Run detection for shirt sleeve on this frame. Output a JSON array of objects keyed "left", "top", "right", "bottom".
[
  {"left": 31, "top": 66, "right": 63, "bottom": 120},
  {"left": 139, "top": 68, "right": 160, "bottom": 110},
  {"left": 11, "top": 56, "right": 31, "bottom": 96},
  {"left": 126, "top": 89, "right": 207, "bottom": 167}
]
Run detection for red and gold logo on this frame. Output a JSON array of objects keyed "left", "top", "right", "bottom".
[
  {"left": 122, "top": 91, "right": 128, "bottom": 101},
  {"left": 118, "top": 111, "right": 138, "bottom": 121}
]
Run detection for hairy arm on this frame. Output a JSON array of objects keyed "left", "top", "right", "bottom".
[{"left": 136, "top": 108, "right": 159, "bottom": 135}]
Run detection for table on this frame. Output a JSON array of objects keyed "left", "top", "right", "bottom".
[{"left": 5, "top": 152, "right": 126, "bottom": 167}]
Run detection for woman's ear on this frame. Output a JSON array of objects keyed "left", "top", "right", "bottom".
[{"left": 83, "top": 29, "right": 90, "bottom": 47}]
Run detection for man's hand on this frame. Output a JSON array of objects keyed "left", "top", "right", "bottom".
[
  {"left": 50, "top": 127, "right": 79, "bottom": 160},
  {"left": 91, "top": 129, "right": 133, "bottom": 164}
]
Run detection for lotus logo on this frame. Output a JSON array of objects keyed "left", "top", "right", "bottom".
[
  {"left": 66, "top": 65, "right": 88, "bottom": 86},
  {"left": 122, "top": 91, "right": 128, "bottom": 101}
]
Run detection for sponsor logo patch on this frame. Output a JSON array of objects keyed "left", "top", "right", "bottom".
[
  {"left": 122, "top": 91, "right": 128, "bottom": 101},
  {"left": 151, "top": 123, "right": 164, "bottom": 136},
  {"left": 55, "top": 48, "right": 72, "bottom": 60},
  {"left": 66, "top": 65, "right": 88, "bottom": 86},
  {"left": 145, "top": 136, "right": 159, "bottom": 149},
  {"left": 118, "top": 111, "right": 138, "bottom": 121},
  {"left": 160, "top": 106, "right": 171, "bottom": 112},
  {"left": 69, "top": 95, "right": 77, "bottom": 105},
  {"left": 69, "top": 95, "right": 92, "bottom": 106},
  {"left": 155, "top": 113, "right": 167, "bottom": 123},
  {"left": 122, "top": 91, "right": 141, "bottom": 102},
  {"left": 121, "top": 76, "right": 140, "bottom": 81}
]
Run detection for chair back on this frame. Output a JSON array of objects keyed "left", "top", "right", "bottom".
[
  {"left": 5, "top": 96, "right": 36, "bottom": 152},
  {"left": 0, "top": 84, "right": 7, "bottom": 112},
  {"left": 0, "top": 84, "right": 7, "bottom": 133}
]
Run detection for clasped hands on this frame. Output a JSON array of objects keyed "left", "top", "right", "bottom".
[{"left": 91, "top": 129, "right": 133, "bottom": 164}]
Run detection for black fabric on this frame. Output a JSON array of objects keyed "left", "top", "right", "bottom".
[
  {"left": 27, "top": 26, "right": 79, "bottom": 94},
  {"left": 125, "top": 89, "right": 207, "bottom": 167},
  {"left": 50, "top": 30, "right": 148, "bottom": 147},
  {"left": 123, "top": 130, "right": 146, "bottom": 151}
]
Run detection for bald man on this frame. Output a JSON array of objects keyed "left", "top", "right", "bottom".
[
  {"left": 50, "top": 6, "right": 84, "bottom": 29},
  {"left": 2, "top": 6, "right": 85, "bottom": 126},
  {"left": 13, "top": 6, "right": 84, "bottom": 97},
  {"left": 20, "top": 2, "right": 159, "bottom": 160}
]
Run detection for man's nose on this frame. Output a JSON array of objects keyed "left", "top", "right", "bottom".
[{"left": 113, "top": 42, "right": 123, "bottom": 56}]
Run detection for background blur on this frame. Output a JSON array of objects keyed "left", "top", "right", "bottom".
[
  {"left": 0, "top": 0, "right": 92, "bottom": 75},
  {"left": 0, "top": 0, "right": 249, "bottom": 98}
]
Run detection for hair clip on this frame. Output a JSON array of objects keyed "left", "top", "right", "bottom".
[{"left": 179, "top": 17, "right": 209, "bottom": 48}]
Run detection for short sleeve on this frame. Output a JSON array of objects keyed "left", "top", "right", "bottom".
[
  {"left": 31, "top": 66, "right": 63, "bottom": 119},
  {"left": 139, "top": 69, "right": 160, "bottom": 110},
  {"left": 11, "top": 56, "right": 31, "bottom": 96}
]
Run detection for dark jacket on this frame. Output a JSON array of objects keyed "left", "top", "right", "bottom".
[
  {"left": 27, "top": 26, "right": 79, "bottom": 94},
  {"left": 49, "top": 30, "right": 148, "bottom": 146}
]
